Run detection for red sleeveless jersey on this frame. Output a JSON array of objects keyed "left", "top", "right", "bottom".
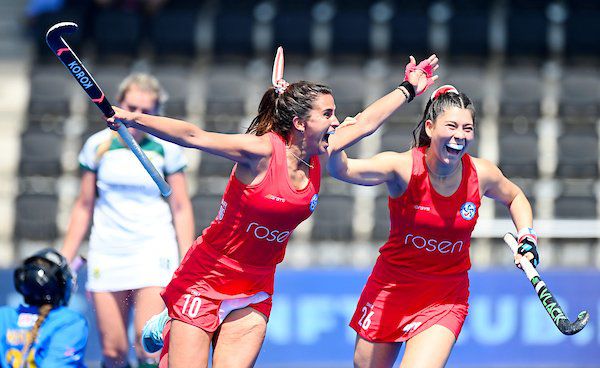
[
  {"left": 201, "top": 132, "right": 321, "bottom": 266},
  {"left": 349, "top": 146, "right": 480, "bottom": 342},
  {"left": 164, "top": 132, "right": 320, "bottom": 302},
  {"left": 380, "top": 145, "right": 480, "bottom": 275}
]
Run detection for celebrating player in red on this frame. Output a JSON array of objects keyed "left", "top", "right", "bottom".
[
  {"left": 107, "top": 48, "right": 439, "bottom": 367},
  {"left": 328, "top": 85, "right": 539, "bottom": 368}
]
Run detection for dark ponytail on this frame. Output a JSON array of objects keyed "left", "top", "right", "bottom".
[
  {"left": 411, "top": 91, "right": 476, "bottom": 147},
  {"left": 247, "top": 81, "right": 333, "bottom": 141},
  {"left": 247, "top": 87, "right": 279, "bottom": 136}
]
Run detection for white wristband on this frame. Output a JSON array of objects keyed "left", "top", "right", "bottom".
[{"left": 517, "top": 227, "right": 537, "bottom": 244}]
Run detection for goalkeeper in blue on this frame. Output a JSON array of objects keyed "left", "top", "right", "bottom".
[{"left": 0, "top": 248, "right": 88, "bottom": 367}]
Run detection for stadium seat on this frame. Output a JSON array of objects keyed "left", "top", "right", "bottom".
[
  {"left": 150, "top": 9, "right": 197, "bottom": 60},
  {"left": 383, "top": 78, "right": 426, "bottom": 125},
  {"left": 93, "top": 64, "right": 131, "bottom": 93},
  {"left": 554, "top": 239, "right": 596, "bottom": 267},
  {"left": 205, "top": 69, "right": 247, "bottom": 120},
  {"left": 330, "top": 2, "right": 372, "bottom": 57},
  {"left": 389, "top": 1, "right": 430, "bottom": 59},
  {"left": 326, "top": 67, "right": 366, "bottom": 119},
  {"left": 387, "top": 100, "right": 424, "bottom": 126},
  {"left": 558, "top": 68, "right": 600, "bottom": 124},
  {"left": 556, "top": 123, "right": 598, "bottom": 178},
  {"left": 445, "top": 65, "right": 486, "bottom": 115},
  {"left": 14, "top": 193, "right": 59, "bottom": 241},
  {"left": 191, "top": 193, "right": 223, "bottom": 234},
  {"left": 273, "top": 1, "right": 315, "bottom": 56},
  {"left": 18, "top": 128, "right": 63, "bottom": 177},
  {"left": 494, "top": 178, "right": 536, "bottom": 218},
  {"left": 505, "top": 0, "right": 549, "bottom": 58},
  {"left": 565, "top": 2, "right": 600, "bottom": 59},
  {"left": 372, "top": 192, "right": 390, "bottom": 240},
  {"left": 197, "top": 119, "right": 238, "bottom": 177},
  {"left": 29, "top": 1, "right": 88, "bottom": 63},
  {"left": 498, "top": 118, "right": 538, "bottom": 178},
  {"left": 448, "top": 1, "right": 491, "bottom": 59},
  {"left": 311, "top": 194, "right": 354, "bottom": 241},
  {"left": 154, "top": 67, "right": 191, "bottom": 119},
  {"left": 25, "top": 116, "right": 64, "bottom": 137},
  {"left": 93, "top": 9, "right": 142, "bottom": 59},
  {"left": 28, "top": 69, "right": 72, "bottom": 119},
  {"left": 499, "top": 66, "right": 542, "bottom": 119},
  {"left": 554, "top": 179, "right": 597, "bottom": 218},
  {"left": 213, "top": 1, "right": 257, "bottom": 59},
  {"left": 86, "top": 65, "right": 130, "bottom": 121},
  {"left": 198, "top": 152, "right": 236, "bottom": 178},
  {"left": 381, "top": 122, "right": 414, "bottom": 153}
]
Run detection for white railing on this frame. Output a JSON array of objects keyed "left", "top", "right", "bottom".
[{"left": 473, "top": 219, "right": 600, "bottom": 238}]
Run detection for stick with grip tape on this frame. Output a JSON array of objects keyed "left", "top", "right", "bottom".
[
  {"left": 503, "top": 233, "right": 589, "bottom": 335},
  {"left": 45, "top": 22, "right": 172, "bottom": 197}
]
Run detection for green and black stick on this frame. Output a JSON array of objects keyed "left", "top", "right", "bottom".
[{"left": 503, "top": 233, "right": 589, "bottom": 335}]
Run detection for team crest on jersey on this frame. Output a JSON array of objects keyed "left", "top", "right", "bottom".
[
  {"left": 460, "top": 202, "right": 477, "bottom": 220},
  {"left": 309, "top": 194, "right": 319, "bottom": 212},
  {"left": 217, "top": 200, "right": 227, "bottom": 221}
]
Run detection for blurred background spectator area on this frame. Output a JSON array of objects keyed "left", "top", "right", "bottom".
[{"left": 0, "top": 0, "right": 598, "bottom": 270}]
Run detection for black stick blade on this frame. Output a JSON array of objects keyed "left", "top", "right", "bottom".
[
  {"left": 46, "top": 22, "right": 78, "bottom": 52},
  {"left": 558, "top": 310, "right": 590, "bottom": 335},
  {"left": 45, "top": 22, "right": 114, "bottom": 117}
]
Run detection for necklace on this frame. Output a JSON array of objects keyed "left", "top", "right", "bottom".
[
  {"left": 425, "top": 149, "right": 461, "bottom": 179},
  {"left": 427, "top": 161, "right": 461, "bottom": 179},
  {"left": 287, "top": 147, "right": 313, "bottom": 169}
]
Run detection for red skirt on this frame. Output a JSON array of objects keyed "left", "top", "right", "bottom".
[
  {"left": 350, "top": 256, "right": 469, "bottom": 342},
  {"left": 161, "top": 238, "right": 275, "bottom": 332}
]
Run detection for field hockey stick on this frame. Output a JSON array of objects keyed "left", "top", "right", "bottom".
[
  {"left": 70, "top": 255, "right": 86, "bottom": 273},
  {"left": 45, "top": 22, "right": 172, "bottom": 197},
  {"left": 503, "top": 233, "right": 589, "bottom": 335}
]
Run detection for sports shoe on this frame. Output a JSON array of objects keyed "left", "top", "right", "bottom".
[{"left": 141, "top": 308, "right": 170, "bottom": 353}]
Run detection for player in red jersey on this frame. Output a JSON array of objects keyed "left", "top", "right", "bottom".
[
  {"left": 328, "top": 85, "right": 540, "bottom": 368},
  {"left": 106, "top": 49, "right": 439, "bottom": 367}
]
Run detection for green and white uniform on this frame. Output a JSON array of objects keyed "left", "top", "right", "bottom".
[{"left": 79, "top": 129, "right": 187, "bottom": 292}]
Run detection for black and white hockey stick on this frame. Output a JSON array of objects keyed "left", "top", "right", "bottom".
[
  {"left": 45, "top": 22, "right": 172, "bottom": 197},
  {"left": 503, "top": 233, "right": 589, "bottom": 335}
]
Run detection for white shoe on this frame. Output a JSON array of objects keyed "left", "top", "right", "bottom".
[{"left": 141, "top": 308, "right": 170, "bottom": 353}]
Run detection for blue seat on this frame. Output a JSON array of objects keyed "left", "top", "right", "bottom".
[
  {"left": 565, "top": 2, "right": 600, "bottom": 59},
  {"left": 273, "top": 1, "right": 315, "bottom": 56},
  {"left": 389, "top": 2, "right": 430, "bottom": 59},
  {"left": 150, "top": 9, "right": 197, "bottom": 60},
  {"left": 331, "top": 3, "right": 372, "bottom": 57},
  {"left": 448, "top": 1, "right": 491, "bottom": 58},
  {"left": 93, "top": 9, "right": 142, "bottom": 59},
  {"left": 506, "top": 0, "right": 549, "bottom": 58},
  {"left": 213, "top": 1, "right": 258, "bottom": 59}
]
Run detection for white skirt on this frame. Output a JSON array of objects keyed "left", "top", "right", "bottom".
[{"left": 86, "top": 241, "right": 179, "bottom": 292}]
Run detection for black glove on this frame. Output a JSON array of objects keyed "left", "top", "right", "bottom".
[{"left": 517, "top": 228, "right": 539, "bottom": 268}]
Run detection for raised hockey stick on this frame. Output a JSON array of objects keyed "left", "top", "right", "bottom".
[
  {"left": 45, "top": 22, "right": 172, "bottom": 197},
  {"left": 503, "top": 233, "right": 589, "bottom": 335}
]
